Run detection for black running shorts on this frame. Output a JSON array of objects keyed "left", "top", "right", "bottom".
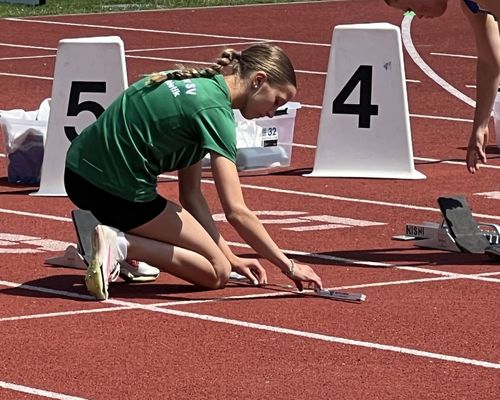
[{"left": 64, "top": 167, "right": 168, "bottom": 231}]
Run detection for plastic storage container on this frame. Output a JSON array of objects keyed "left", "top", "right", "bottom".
[
  {"left": 202, "top": 101, "right": 301, "bottom": 171},
  {"left": 233, "top": 101, "right": 300, "bottom": 170},
  {"left": 0, "top": 99, "right": 50, "bottom": 184}
]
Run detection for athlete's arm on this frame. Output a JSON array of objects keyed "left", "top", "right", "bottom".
[
  {"left": 178, "top": 160, "right": 267, "bottom": 284},
  {"left": 210, "top": 152, "right": 322, "bottom": 290},
  {"left": 462, "top": 2, "right": 500, "bottom": 172},
  {"left": 479, "top": 0, "right": 500, "bottom": 19}
]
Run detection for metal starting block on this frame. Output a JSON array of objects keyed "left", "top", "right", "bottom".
[{"left": 392, "top": 220, "right": 500, "bottom": 252}]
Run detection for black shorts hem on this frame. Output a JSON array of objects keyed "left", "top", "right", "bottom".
[{"left": 64, "top": 167, "right": 167, "bottom": 231}]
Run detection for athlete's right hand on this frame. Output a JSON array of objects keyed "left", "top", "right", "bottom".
[
  {"left": 286, "top": 261, "right": 322, "bottom": 291},
  {"left": 466, "top": 126, "right": 488, "bottom": 174}
]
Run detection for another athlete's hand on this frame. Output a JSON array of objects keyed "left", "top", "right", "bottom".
[
  {"left": 231, "top": 257, "right": 267, "bottom": 286},
  {"left": 466, "top": 126, "right": 489, "bottom": 174},
  {"left": 285, "top": 260, "right": 322, "bottom": 291}
]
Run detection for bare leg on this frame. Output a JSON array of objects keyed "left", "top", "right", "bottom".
[{"left": 125, "top": 201, "right": 230, "bottom": 289}]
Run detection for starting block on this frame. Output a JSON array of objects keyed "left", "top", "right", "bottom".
[
  {"left": 393, "top": 195, "right": 500, "bottom": 256},
  {"left": 392, "top": 220, "right": 500, "bottom": 252},
  {"left": 45, "top": 209, "right": 160, "bottom": 282}
]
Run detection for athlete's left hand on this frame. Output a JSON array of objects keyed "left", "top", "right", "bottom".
[{"left": 231, "top": 257, "right": 267, "bottom": 285}]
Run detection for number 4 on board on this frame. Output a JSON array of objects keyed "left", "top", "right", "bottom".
[{"left": 331, "top": 65, "right": 379, "bottom": 129}]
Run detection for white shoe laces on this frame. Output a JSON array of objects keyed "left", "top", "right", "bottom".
[{"left": 110, "top": 262, "right": 121, "bottom": 282}]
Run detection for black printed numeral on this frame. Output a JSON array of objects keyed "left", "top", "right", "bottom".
[
  {"left": 332, "top": 65, "right": 378, "bottom": 129},
  {"left": 64, "top": 81, "right": 107, "bottom": 141}
]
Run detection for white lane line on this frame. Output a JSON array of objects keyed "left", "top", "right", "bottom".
[
  {"left": 396, "top": 266, "right": 500, "bottom": 283},
  {"left": 293, "top": 144, "right": 500, "bottom": 170},
  {"left": 2, "top": 271, "right": 499, "bottom": 323},
  {"left": 0, "top": 380, "right": 87, "bottom": 400},
  {"left": 0, "top": 280, "right": 91, "bottom": 300},
  {"left": 148, "top": 306, "right": 500, "bottom": 370},
  {"left": 0, "top": 43, "right": 470, "bottom": 122},
  {"left": 0, "top": 42, "right": 56, "bottom": 51},
  {"left": 0, "top": 208, "right": 71, "bottom": 222},
  {"left": 302, "top": 103, "right": 473, "bottom": 122},
  {"left": 5, "top": 18, "right": 329, "bottom": 47},
  {"left": 186, "top": 176, "right": 500, "bottom": 221},
  {"left": 229, "top": 243, "right": 500, "bottom": 282},
  {"left": 413, "top": 156, "right": 500, "bottom": 170},
  {"left": 401, "top": 14, "right": 476, "bottom": 108},
  {"left": 408, "top": 113, "right": 472, "bottom": 123},
  {"left": 0, "top": 54, "right": 55, "bottom": 61},
  {"left": 0, "top": 71, "right": 53, "bottom": 80},
  {"left": 125, "top": 40, "right": 261, "bottom": 52},
  {"left": 0, "top": 305, "right": 131, "bottom": 322},
  {"left": 0, "top": 278, "right": 499, "bottom": 370},
  {"left": 431, "top": 52, "right": 476, "bottom": 60}
]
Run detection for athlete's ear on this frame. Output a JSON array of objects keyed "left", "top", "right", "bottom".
[{"left": 252, "top": 71, "right": 268, "bottom": 89}]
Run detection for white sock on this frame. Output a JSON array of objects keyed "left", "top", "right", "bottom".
[{"left": 116, "top": 232, "right": 128, "bottom": 261}]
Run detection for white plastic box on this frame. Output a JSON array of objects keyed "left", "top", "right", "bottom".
[
  {"left": 233, "top": 101, "right": 300, "bottom": 170},
  {"left": 0, "top": 99, "right": 50, "bottom": 184},
  {"left": 201, "top": 101, "right": 300, "bottom": 171}
]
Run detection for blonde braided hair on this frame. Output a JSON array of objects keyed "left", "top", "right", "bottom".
[
  {"left": 146, "top": 43, "right": 296, "bottom": 88},
  {"left": 147, "top": 48, "right": 241, "bottom": 84}
]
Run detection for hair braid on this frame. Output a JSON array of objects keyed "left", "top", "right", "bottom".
[
  {"left": 146, "top": 48, "right": 241, "bottom": 85},
  {"left": 145, "top": 43, "right": 295, "bottom": 89}
]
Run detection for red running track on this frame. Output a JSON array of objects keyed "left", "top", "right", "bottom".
[{"left": 0, "top": 1, "right": 499, "bottom": 399}]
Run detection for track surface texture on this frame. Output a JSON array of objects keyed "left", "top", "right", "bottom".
[{"left": 0, "top": 1, "right": 499, "bottom": 399}]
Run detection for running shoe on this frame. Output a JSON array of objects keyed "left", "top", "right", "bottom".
[
  {"left": 119, "top": 259, "right": 160, "bottom": 282},
  {"left": 85, "top": 225, "right": 122, "bottom": 300}
]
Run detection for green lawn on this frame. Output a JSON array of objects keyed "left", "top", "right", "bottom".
[{"left": 0, "top": 0, "right": 323, "bottom": 17}]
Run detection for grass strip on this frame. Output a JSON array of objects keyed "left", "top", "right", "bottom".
[{"left": 0, "top": 0, "right": 324, "bottom": 17}]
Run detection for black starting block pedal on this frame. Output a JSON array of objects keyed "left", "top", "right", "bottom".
[{"left": 437, "top": 196, "right": 492, "bottom": 254}]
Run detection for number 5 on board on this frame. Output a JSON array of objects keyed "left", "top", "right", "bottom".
[{"left": 33, "top": 36, "right": 128, "bottom": 196}]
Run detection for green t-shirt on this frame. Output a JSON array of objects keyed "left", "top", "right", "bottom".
[{"left": 66, "top": 74, "right": 237, "bottom": 202}]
